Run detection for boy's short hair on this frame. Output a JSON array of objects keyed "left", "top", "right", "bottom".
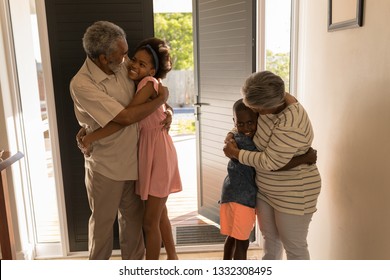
[{"left": 233, "top": 98, "right": 252, "bottom": 114}]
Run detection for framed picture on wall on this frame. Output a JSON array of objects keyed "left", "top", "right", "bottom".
[{"left": 328, "top": 0, "right": 364, "bottom": 31}]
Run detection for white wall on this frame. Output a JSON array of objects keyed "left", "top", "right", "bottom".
[{"left": 298, "top": 0, "right": 390, "bottom": 259}]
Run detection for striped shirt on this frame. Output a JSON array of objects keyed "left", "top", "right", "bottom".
[{"left": 238, "top": 102, "right": 321, "bottom": 215}]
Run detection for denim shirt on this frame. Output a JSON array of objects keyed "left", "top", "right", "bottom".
[{"left": 220, "top": 133, "right": 258, "bottom": 208}]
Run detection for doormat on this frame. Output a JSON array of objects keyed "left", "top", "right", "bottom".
[{"left": 176, "top": 225, "right": 226, "bottom": 245}]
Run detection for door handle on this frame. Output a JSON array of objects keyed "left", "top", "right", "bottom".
[
  {"left": 193, "top": 103, "right": 210, "bottom": 120},
  {"left": 193, "top": 102, "right": 210, "bottom": 108}
]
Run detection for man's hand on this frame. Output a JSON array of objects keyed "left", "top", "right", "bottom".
[
  {"left": 76, "top": 127, "right": 92, "bottom": 157},
  {"left": 157, "top": 79, "right": 169, "bottom": 103},
  {"left": 161, "top": 109, "right": 173, "bottom": 131},
  {"left": 157, "top": 79, "right": 171, "bottom": 131}
]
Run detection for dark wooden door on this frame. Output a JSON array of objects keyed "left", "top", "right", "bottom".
[{"left": 44, "top": 0, "right": 154, "bottom": 252}]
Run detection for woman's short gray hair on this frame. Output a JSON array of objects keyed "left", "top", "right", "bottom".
[
  {"left": 241, "top": 71, "right": 285, "bottom": 110},
  {"left": 82, "top": 21, "right": 126, "bottom": 59}
]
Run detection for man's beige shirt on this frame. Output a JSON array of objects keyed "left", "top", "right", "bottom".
[{"left": 70, "top": 57, "right": 138, "bottom": 180}]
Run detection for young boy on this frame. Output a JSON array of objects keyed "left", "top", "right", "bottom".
[
  {"left": 220, "top": 99, "right": 316, "bottom": 260},
  {"left": 220, "top": 99, "right": 259, "bottom": 260}
]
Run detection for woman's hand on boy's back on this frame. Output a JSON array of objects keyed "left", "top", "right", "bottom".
[{"left": 305, "top": 147, "right": 317, "bottom": 165}]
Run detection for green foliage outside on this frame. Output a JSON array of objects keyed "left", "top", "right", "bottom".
[
  {"left": 169, "top": 118, "right": 196, "bottom": 136},
  {"left": 178, "top": 119, "right": 196, "bottom": 135},
  {"left": 154, "top": 13, "right": 194, "bottom": 70},
  {"left": 266, "top": 49, "right": 290, "bottom": 91}
]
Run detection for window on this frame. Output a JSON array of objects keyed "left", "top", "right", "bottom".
[{"left": 264, "top": 0, "right": 292, "bottom": 91}]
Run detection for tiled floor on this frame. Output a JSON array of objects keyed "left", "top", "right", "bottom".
[
  {"left": 125, "top": 249, "right": 261, "bottom": 260},
  {"left": 54, "top": 247, "right": 261, "bottom": 260},
  {"left": 159, "top": 249, "right": 262, "bottom": 260}
]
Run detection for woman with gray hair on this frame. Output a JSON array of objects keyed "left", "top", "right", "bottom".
[{"left": 223, "top": 71, "right": 321, "bottom": 260}]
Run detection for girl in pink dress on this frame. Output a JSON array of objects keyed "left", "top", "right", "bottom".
[{"left": 81, "top": 38, "right": 182, "bottom": 260}]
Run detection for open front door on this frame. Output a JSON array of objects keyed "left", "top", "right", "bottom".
[{"left": 194, "top": 0, "right": 256, "bottom": 224}]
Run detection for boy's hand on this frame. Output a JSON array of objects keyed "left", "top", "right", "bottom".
[
  {"left": 224, "top": 132, "right": 235, "bottom": 144},
  {"left": 223, "top": 139, "right": 239, "bottom": 159}
]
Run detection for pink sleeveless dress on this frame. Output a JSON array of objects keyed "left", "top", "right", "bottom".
[{"left": 135, "top": 76, "right": 182, "bottom": 200}]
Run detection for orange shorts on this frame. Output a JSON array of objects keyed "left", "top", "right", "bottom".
[{"left": 220, "top": 202, "right": 256, "bottom": 240}]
